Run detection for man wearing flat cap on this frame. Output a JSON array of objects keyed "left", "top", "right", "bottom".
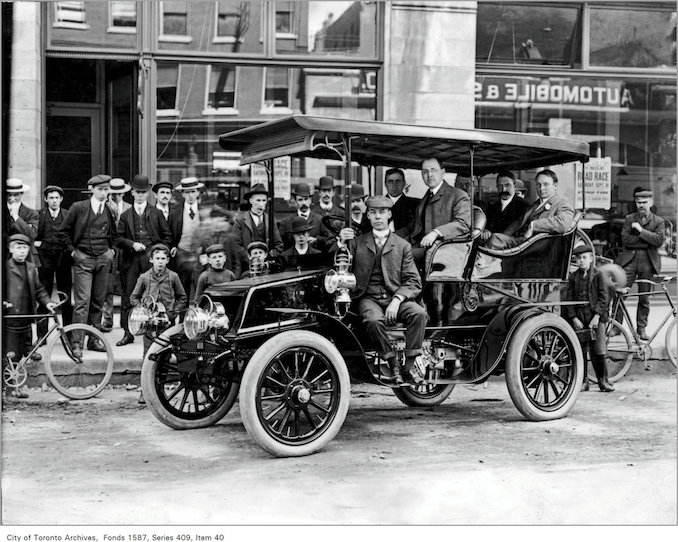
[
  {"left": 278, "top": 183, "right": 328, "bottom": 251},
  {"left": 34, "top": 185, "right": 73, "bottom": 338},
  {"left": 312, "top": 175, "right": 343, "bottom": 217},
  {"left": 4, "top": 178, "right": 39, "bottom": 263},
  {"left": 59, "top": 174, "right": 118, "bottom": 356},
  {"left": 338, "top": 195, "right": 427, "bottom": 386},
  {"left": 615, "top": 189, "right": 666, "bottom": 340},
  {"left": 115, "top": 174, "right": 172, "bottom": 346},
  {"left": 233, "top": 183, "right": 283, "bottom": 271}
]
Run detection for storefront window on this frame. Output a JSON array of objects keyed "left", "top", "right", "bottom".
[{"left": 589, "top": 5, "right": 676, "bottom": 68}]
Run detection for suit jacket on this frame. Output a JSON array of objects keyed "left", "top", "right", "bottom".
[
  {"left": 616, "top": 211, "right": 665, "bottom": 274},
  {"left": 507, "top": 194, "right": 575, "bottom": 236},
  {"left": 233, "top": 213, "right": 284, "bottom": 260},
  {"left": 485, "top": 196, "right": 530, "bottom": 234},
  {"left": 4, "top": 258, "right": 52, "bottom": 315},
  {"left": 4, "top": 203, "right": 40, "bottom": 263},
  {"left": 390, "top": 195, "right": 419, "bottom": 232},
  {"left": 116, "top": 205, "right": 172, "bottom": 270},
  {"left": 565, "top": 267, "right": 610, "bottom": 323},
  {"left": 278, "top": 211, "right": 328, "bottom": 250},
  {"left": 349, "top": 232, "right": 422, "bottom": 301},
  {"left": 167, "top": 204, "right": 202, "bottom": 249},
  {"left": 107, "top": 200, "right": 132, "bottom": 226},
  {"left": 36, "top": 207, "right": 71, "bottom": 267},
  {"left": 404, "top": 182, "right": 471, "bottom": 242},
  {"left": 59, "top": 199, "right": 119, "bottom": 256}
]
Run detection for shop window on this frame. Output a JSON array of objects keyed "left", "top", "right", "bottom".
[
  {"left": 215, "top": 0, "right": 244, "bottom": 43},
  {"left": 157, "top": 63, "right": 180, "bottom": 115},
  {"left": 589, "top": 6, "right": 676, "bottom": 69},
  {"left": 261, "top": 67, "right": 291, "bottom": 113},
  {"left": 54, "top": 1, "right": 89, "bottom": 30},
  {"left": 476, "top": 2, "right": 581, "bottom": 66},
  {"left": 160, "top": 1, "right": 191, "bottom": 42},
  {"left": 109, "top": 1, "right": 136, "bottom": 33},
  {"left": 205, "top": 65, "right": 238, "bottom": 113}
]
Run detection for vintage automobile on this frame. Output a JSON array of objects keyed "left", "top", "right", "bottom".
[{"left": 140, "top": 115, "right": 594, "bottom": 457}]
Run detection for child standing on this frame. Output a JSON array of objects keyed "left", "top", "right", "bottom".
[
  {"left": 565, "top": 245, "right": 614, "bottom": 392},
  {"left": 239, "top": 241, "right": 270, "bottom": 279},
  {"left": 3, "top": 234, "right": 56, "bottom": 398},
  {"left": 194, "top": 244, "right": 236, "bottom": 300}
]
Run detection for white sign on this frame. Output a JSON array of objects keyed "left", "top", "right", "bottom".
[
  {"left": 250, "top": 157, "right": 291, "bottom": 200},
  {"left": 575, "top": 157, "right": 612, "bottom": 210}
]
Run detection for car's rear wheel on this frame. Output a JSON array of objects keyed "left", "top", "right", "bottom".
[
  {"left": 505, "top": 313, "right": 582, "bottom": 421},
  {"left": 240, "top": 331, "right": 350, "bottom": 457},
  {"left": 392, "top": 380, "right": 455, "bottom": 407}
]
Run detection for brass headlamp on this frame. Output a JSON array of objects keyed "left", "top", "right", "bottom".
[
  {"left": 129, "top": 296, "right": 171, "bottom": 336},
  {"left": 183, "top": 294, "right": 230, "bottom": 340},
  {"left": 324, "top": 247, "right": 356, "bottom": 315}
]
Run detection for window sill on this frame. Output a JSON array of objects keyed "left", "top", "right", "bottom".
[
  {"left": 213, "top": 37, "right": 244, "bottom": 44},
  {"left": 157, "top": 109, "right": 180, "bottom": 117},
  {"left": 159, "top": 35, "right": 193, "bottom": 44},
  {"left": 107, "top": 26, "right": 137, "bottom": 34},
  {"left": 53, "top": 22, "right": 90, "bottom": 30},
  {"left": 202, "top": 108, "right": 240, "bottom": 116},
  {"left": 275, "top": 33, "right": 298, "bottom": 40},
  {"left": 259, "top": 107, "right": 293, "bottom": 115}
]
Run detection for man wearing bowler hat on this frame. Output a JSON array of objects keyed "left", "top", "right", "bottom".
[
  {"left": 233, "top": 183, "right": 283, "bottom": 269},
  {"left": 338, "top": 196, "right": 427, "bottom": 386},
  {"left": 278, "top": 182, "right": 328, "bottom": 251},
  {"left": 614, "top": 189, "right": 666, "bottom": 340},
  {"left": 281, "top": 216, "right": 321, "bottom": 268},
  {"left": 312, "top": 175, "right": 342, "bottom": 217},
  {"left": 115, "top": 174, "right": 172, "bottom": 346},
  {"left": 168, "top": 177, "right": 205, "bottom": 299},
  {"left": 4, "top": 178, "right": 39, "bottom": 263},
  {"left": 60, "top": 174, "right": 118, "bottom": 356},
  {"left": 153, "top": 181, "right": 174, "bottom": 222},
  {"left": 34, "top": 185, "right": 73, "bottom": 338}
]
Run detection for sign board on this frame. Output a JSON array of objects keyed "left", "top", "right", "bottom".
[
  {"left": 575, "top": 157, "right": 612, "bottom": 210},
  {"left": 250, "top": 157, "right": 291, "bottom": 200}
]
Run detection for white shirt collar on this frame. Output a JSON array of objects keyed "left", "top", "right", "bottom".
[
  {"left": 295, "top": 245, "right": 309, "bottom": 255},
  {"left": 430, "top": 182, "right": 444, "bottom": 196},
  {"left": 298, "top": 210, "right": 310, "bottom": 219},
  {"left": 157, "top": 203, "right": 169, "bottom": 212},
  {"left": 373, "top": 228, "right": 390, "bottom": 239},
  {"left": 91, "top": 197, "right": 105, "bottom": 213},
  {"left": 135, "top": 202, "right": 147, "bottom": 215},
  {"left": 500, "top": 194, "right": 514, "bottom": 210},
  {"left": 250, "top": 211, "right": 263, "bottom": 224},
  {"left": 49, "top": 208, "right": 60, "bottom": 218},
  {"left": 388, "top": 194, "right": 402, "bottom": 204}
]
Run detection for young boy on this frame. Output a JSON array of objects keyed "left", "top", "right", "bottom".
[
  {"left": 240, "top": 241, "right": 270, "bottom": 279},
  {"left": 3, "top": 234, "right": 57, "bottom": 398},
  {"left": 194, "top": 244, "right": 236, "bottom": 300},
  {"left": 565, "top": 245, "right": 614, "bottom": 392}
]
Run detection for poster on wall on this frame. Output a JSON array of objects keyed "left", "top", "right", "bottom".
[
  {"left": 575, "top": 157, "right": 612, "bottom": 210},
  {"left": 250, "top": 157, "right": 291, "bottom": 200}
]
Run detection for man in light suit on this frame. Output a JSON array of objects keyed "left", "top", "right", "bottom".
[
  {"left": 485, "top": 169, "right": 575, "bottom": 249},
  {"left": 399, "top": 156, "right": 471, "bottom": 263},
  {"left": 338, "top": 196, "right": 427, "bottom": 386}
]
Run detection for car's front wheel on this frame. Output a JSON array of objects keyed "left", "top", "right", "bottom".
[{"left": 240, "top": 331, "right": 350, "bottom": 457}]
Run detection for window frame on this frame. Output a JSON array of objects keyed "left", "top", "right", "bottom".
[
  {"left": 156, "top": 62, "right": 181, "bottom": 117},
  {"left": 260, "top": 66, "right": 293, "bottom": 114},
  {"left": 53, "top": 1, "right": 90, "bottom": 31},
  {"left": 202, "top": 64, "right": 240, "bottom": 115},
  {"left": 213, "top": 0, "right": 246, "bottom": 44},
  {"left": 275, "top": 7, "right": 297, "bottom": 40},
  {"left": 159, "top": 1, "right": 193, "bottom": 44},
  {"left": 107, "top": 1, "right": 137, "bottom": 34}
]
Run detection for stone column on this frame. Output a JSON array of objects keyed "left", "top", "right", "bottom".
[{"left": 8, "top": 2, "right": 41, "bottom": 209}]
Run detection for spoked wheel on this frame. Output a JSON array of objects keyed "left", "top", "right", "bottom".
[
  {"left": 392, "top": 370, "right": 455, "bottom": 407},
  {"left": 44, "top": 324, "right": 114, "bottom": 399},
  {"left": 588, "top": 320, "right": 635, "bottom": 383},
  {"left": 240, "top": 331, "right": 350, "bottom": 457},
  {"left": 3, "top": 355, "right": 27, "bottom": 389},
  {"left": 505, "top": 314, "right": 583, "bottom": 421},
  {"left": 141, "top": 331, "right": 239, "bottom": 429},
  {"left": 665, "top": 318, "right": 677, "bottom": 368}
]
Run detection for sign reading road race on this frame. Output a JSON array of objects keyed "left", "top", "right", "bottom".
[
  {"left": 250, "top": 157, "right": 291, "bottom": 200},
  {"left": 575, "top": 157, "right": 612, "bottom": 209}
]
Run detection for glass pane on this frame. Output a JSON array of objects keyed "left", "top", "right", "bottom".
[
  {"left": 157, "top": 63, "right": 179, "bottom": 110},
  {"left": 476, "top": 2, "right": 581, "bottom": 65},
  {"left": 275, "top": 1, "right": 377, "bottom": 58},
  {"left": 55, "top": 1, "right": 86, "bottom": 25},
  {"left": 162, "top": 1, "right": 187, "bottom": 35},
  {"left": 48, "top": 1, "right": 138, "bottom": 48},
  {"left": 590, "top": 7, "right": 676, "bottom": 68},
  {"left": 111, "top": 1, "right": 136, "bottom": 28},
  {"left": 264, "top": 67, "right": 289, "bottom": 108},
  {"left": 46, "top": 58, "right": 98, "bottom": 103},
  {"left": 208, "top": 65, "right": 237, "bottom": 109}
]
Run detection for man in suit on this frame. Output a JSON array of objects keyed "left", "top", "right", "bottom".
[
  {"left": 168, "top": 177, "right": 205, "bottom": 300},
  {"left": 615, "top": 189, "right": 666, "bottom": 340},
  {"left": 312, "top": 175, "right": 343, "bottom": 217},
  {"left": 338, "top": 196, "right": 427, "bottom": 386},
  {"left": 479, "top": 170, "right": 530, "bottom": 242},
  {"left": 4, "top": 178, "right": 39, "bottom": 263},
  {"left": 115, "top": 174, "right": 172, "bottom": 346},
  {"left": 34, "top": 185, "right": 73, "bottom": 338},
  {"left": 153, "top": 181, "right": 174, "bottom": 222},
  {"left": 60, "top": 174, "right": 118, "bottom": 356},
  {"left": 278, "top": 183, "right": 328, "bottom": 251},
  {"left": 384, "top": 168, "right": 418, "bottom": 232},
  {"left": 399, "top": 156, "right": 471, "bottom": 263},
  {"left": 101, "top": 177, "right": 131, "bottom": 331},
  {"left": 485, "top": 169, "right": 575, "bottom": 249},
  {"left": 233, "top": 183, "right": 283, "bottom": 271}
]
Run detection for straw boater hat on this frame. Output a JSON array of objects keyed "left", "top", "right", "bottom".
[
  {"left": 244, "top": 183, "right": 268, "bottom": 199},
  {"left": 43, "top": 185, "right": 64, "bottom": 198},
  {"left": 175, "top": 177, "right": 204, "bottom": 191},
  {"left": 107, "top": 177, "right": 130, "bottom": 192},
  {"left": 152, "top": 181, "right": 174, "bottom": 193},
  {"left": 5, "top": 178, "right": 30, "bottom": 193}
]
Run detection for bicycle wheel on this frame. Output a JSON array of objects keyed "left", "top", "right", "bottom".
[
  {"left": 44, "top": 324, "right": 114, "bottom": 399},
  {"left": 604, "top": 320, "right": 635, "bottom": 382},
  {"left": 3, "top": 355, "right": 28, "bottom": 389},
  {"left": 665, "top": 317, "right": 677, "bottom": 368}
]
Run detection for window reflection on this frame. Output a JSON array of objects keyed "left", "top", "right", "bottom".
[
  {"left": 263, "top": 67, "right": 291, "bottom": 111},
  {"left": 55, "top": 1, "right": 88, "bottom": 29},
  {"left": 110, "top": 1, "right": 136, "bottom": 30},
  {"left": 157, "top": 63, "right": 179, "bottom": 112},
  {"left": 207, "top": 65, "right": 238, "bottom": 110},
  {"left": 162, "top": 1, "right": 188, "bottom": 36}
]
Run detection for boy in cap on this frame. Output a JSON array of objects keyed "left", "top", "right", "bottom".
[
  {"left": 338, "top": 195, "right": 427, "bottom": 386},
  {"left": 240, "top": 241, "right": 270, "bottom": 279},
  {"left": 194, "top": 244, "right": 237, "bottom": 300},
  {"left": 3, "top": 234, "right": 57, "bottom": 398},
  {"left": 35, "top": 185, "right": 73, "bottom": 339},
  {"left": 278, "top": 183, "right": 327, "bottom": 251},
  {"left": 565, "top": 245, "right": 614, "bottom": 392},
  {"left": 196, "top": 207, "right": 241, "bottom": 279}
]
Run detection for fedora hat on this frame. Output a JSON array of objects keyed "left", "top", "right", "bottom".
[
  {"left": 152, "top": 181, "right": 174, "bottom": 193},
  {"left": 5, "top": 178, "right": 30, "bottom": 193},
  {"left": 176, "top": 177, "right": 205, "bottom": 191},
  {"left": 43, "top": 185, "right": 64, "bottom": 198},
  {"left": 131, "top": 174, "right": 151, "bottom": 191},
  {"left": 318, "top": 176, "right": 335, "bottom": 190},
  {"left": 244, "top": 183, "right": 268, "bottom": 200},
  {"left": 289, "top": 216, "right": 314, "bottom": 234},
  {"left": 292, "top": 183, "right": 312, "bottom": 197},
  {"left": 108, "top": 177, "right": 130, "bottom": 193}
]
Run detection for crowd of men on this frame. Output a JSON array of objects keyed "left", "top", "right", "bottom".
[{"left": 2, "top": 159, "right": 668, "bottom": 393}]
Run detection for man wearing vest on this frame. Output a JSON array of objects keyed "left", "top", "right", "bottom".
[
  {"left": 60, "top": 174, "right": 118, "bottom": 357},
  {"left": 338, "top": 195, "right": 427, "bottom": 387},
  {"left": 116, "top": 175, "right": 172, "bottom": 346}
]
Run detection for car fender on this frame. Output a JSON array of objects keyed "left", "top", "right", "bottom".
[{"left": 143, "top": 323, "right": 184, "bottom": 364}]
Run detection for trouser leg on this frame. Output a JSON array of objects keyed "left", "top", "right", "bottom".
[
  {"left": 358, "top": 297, "right": 393, "bottom": 356},
  {"left": 72, "top": 250, "right": 96, "bottom": 345},
  {"left": 398, "top": 301, "right": 428, "bottom": 358},
  {"left": 635, "top": 251, "right": 654, "bottom": 331},
  {"left": 55, "top": 260, "right": 73, "bottom": 326},
  {"left": 87, "top": 250, "right": 113, "bottom": 329}
]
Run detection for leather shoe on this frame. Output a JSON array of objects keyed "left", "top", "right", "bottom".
[
  {"left": 30, "top": 352, "right": 42, "bottom": 362},
  {"left": 116, "top": 334, "right": 134, "bottom": 347},
  {"left": 100, "top": 326, "right": 112, "bottom": 333},
  {"left": 637, "top": 329, "right": 649, "bottom": 341},
  {"left": 598, "top": 378, "right": 615, "bottom": 392},
  {"left": 88, "top": 337, "right": 107, "bottom": 352},
  {"left": 581, "top": 380, "right": 590, "bottom": 392}
]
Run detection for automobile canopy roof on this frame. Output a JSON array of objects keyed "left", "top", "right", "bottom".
[{"left": 219, "top": 115, "right": 590, "bottom": 176}]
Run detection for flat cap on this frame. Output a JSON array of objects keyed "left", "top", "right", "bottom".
[
  {"left": 634, "top": 190, "right": 653, "bottom": 198},
  {"left": 205, "top": 244, "right": 226, "bottom": 256},
  {"left": 247, "top": 241, "right": 268, "bottom": 254},
  {"left": 88, "top": 174, "right": 112, "bottom": 187},
  {"left": 152, "top": 181, "right": 174, "bottom": 193},
  {"left": 149, "top": 243, "right": 171, "bottom": 255},
  {"left": 8, "top": 233, "right": 30, "bottom": 245},
  {"left": 365, "top": 195, "right": 393, "bottom": 209},
  {"left": 572, "top": 244, "right": 593, "bottom": 255},
  {"left": 43, "top": 185, "right": 64, "bottom": 198}
]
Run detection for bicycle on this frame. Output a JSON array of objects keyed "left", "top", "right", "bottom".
[
  {"left": 3, "top": 291, "right": 115, "bottom": 399},
  {"left": 596, "top": 275, "right": 677, "bottom": 383}
]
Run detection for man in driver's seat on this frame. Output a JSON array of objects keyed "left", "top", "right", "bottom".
[{"left": 338, "top": 196, "right": 427, "bottom": 387}]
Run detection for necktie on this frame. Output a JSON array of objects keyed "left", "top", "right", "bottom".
[
  {"left": 189, "top": 207, "right": 195, "bottom": 220},
  {"left": 420, "top": 190, "right": 433, "bottom": 233},
  {"left": 374, "top": 235, "right": 387, "bottom": 249},
  {"left": 98, "top": 202, "right": 104, "bottom": 216}
]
